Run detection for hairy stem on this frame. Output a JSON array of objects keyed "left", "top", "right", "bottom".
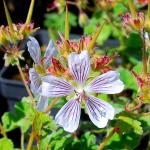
[
  {"left": 0, "top": 123, "right": 7, "bottom": 137},
  {"left": 128, "top": 0, "right": 136, "bottom": 17},
  {"left": 17, "top": 64, "right": 35, "bottom": 106},
  {"left": 21, "top": 129, "right": 24, "bottom": 150},
  {"left": 98, "top": 128, "right": 117, "bottom": 150},
  {"left": 141, "top": 30, "right": 147, "bottom": 77},
  {"left": 26, "top": 130, "right": 34, "bottom": 150},
  {"left": 66, "top": 1, "right": 77, "bottom": 6},
  {"left": 148, "top": 0, "right": 150, "bottom": 20},
  {"left": 45, "top": 97, "right": 59, "bottom": 113},
  {"left": 125, "top": 101, "right": 144, "bottom": 112}
]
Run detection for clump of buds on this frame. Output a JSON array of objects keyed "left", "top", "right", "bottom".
[
  {"left": 47, "top": 57, "right": 72, "bottom": 79},
  {"left": 47, "top": 57, "right": 66, "bottom": 76},
  {"left": 122, "top": 12, "right": 145, "bottom": 31},
  {"left": 122, "top": 0, "right": 150, "bottom": 32},
  {"left": 137, "top": 0, "right": 148, "bottom": 5},
  {"left": 132, "top": 71, "right": 150, "bottom": 104},
  {"left": 0, "top": 0, "right": 37, "bottom": 66},
  {"left": 126, "top": 71, "right": 150, "bottom": 112},
  {"left": 56, "top": 33, "right": 92, "bottom": 57},
  {"left": 93, "top": 55, "right": 112, "bottom": 73},
  {"left": 0, "top": 23, "right": 37, "bottom": 66},
  {"left": 0, "top": 23, "right": 36, "bottom": 45}
]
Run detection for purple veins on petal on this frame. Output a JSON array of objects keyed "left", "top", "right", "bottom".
[
  {"left": 55, "top": 97, "right": 81, "bottom": 133},
  {"left": 86, "top": 71, "right": 124, "bottom": 94},
  {"left": 37, "top": 96, "right": 48, "bottom": 112},
  {"left": 44, "top": 40, "right": 57, "bottom": 69},
  {"left": 27, "top": 36, "right": 41, "bottom": 65},
  {"left": 29, "top": 68, "right": 41, "bottom": 94},
  {"left": 68, "top": 50, "right": 90, "bottom": 84},
  {"left": 85, "top": 96, "right": 115, "bottom": 128},
  {"left": 41, "top": 75, "right": 74, "bottom": 97}
]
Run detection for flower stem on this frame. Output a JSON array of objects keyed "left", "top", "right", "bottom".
[
  {"left": 26, "top": 130, "right": 34, "bottom": 150},
  {"left": 21, "top": 129, "right": 24, "bottom": 150},
  {"left": 98, "top": 128, "right": 117, "bottom": 150},
  {"left": 66, "top": 1, "right": 77, "bottom": 6},
  {"left": 0, "top": 123, "right": 7, "bottom": 137},
  {"left": 128, "top": 0, "right": 136, "bottom": 17},
  {"left": 45, "top": 97, "right": 59, "bottom": 113},
  {"left": 125, "top": 101, "right": 144, "bottom": 112},
  {"left": 17, "top": 64, "right": 35, "bottom": 106},
  {"left": 141, "top": 30, "right": 147, "bottom": 78},
  {"left": 148, "top": 0, "right": 150, "bottom": 20}
]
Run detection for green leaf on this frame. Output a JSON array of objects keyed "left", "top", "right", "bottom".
[
  {"left": 116, "top": 111, "right": 143, "bottom": 135},
  {"left": 124, "top": 33, "right": 143, "bottom": 64},
  {"left": 87, "top": 21, "right": 106, "bottom": 52},
  {"left": 44, "top": 12, "right": 77, "bottom": 33},
  {"left": 139, "top": 115, "right": 150, "bottom": 131},
  {"left": 113, "top": 3, "right": 127, "bottom": 16},
  {"left": 33, "top": 112, "right": 57, "bottom": 137},
  {"left": 84, "top": 17, "right": 112, "bottom": 45},
  {"left": 112, "top": 96, "right": 130, "bottom": 114},
  {"left": 118, "top": 67, "right": 138, "bottom": 91},
  {"left": 0, "top": 138, "right": 14, "bottom": 150},
  {"left": 105, "top": 131, "right": 141, "bottom": 149},
  {"left": 133, "top": 62, "right": 142, "bottom": 74},
  {"left": 2, "top": 97, "right": 35, "bottom": 133},
  {"left": 43, "top": 129, "right": 98, "bottom": 150},
  {"left": 33, "top": 112, "right": 57, "bottom": 150},
  {"left": 118, "top": 116, "right": 143, "bottom": 135}
]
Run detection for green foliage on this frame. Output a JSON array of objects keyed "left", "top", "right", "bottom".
[
  {"left": 115, "top": 111, "right": 143, "bottom": 135},
  {"left": 44, "top": 12, "right": 77, "bottom": 32},
  {"left": 48, "top": 97, "right": 66, "bottom": 109},
  {"left": 139, "top": 115, "right": 150, "bottom": 131},
  {"left": 2, "top": 97, "right": 35, "bottom": 133},
  {"left": 42, "top": 129, "right": 98, "bottom": 150},
  {"left": 105, "top": 111, "right": 145, "bottom": 149},
  {"left": 133, "top": 62, "right": 142, "bottom": 74},
  {"left": 84, "top": 16, "right": 112, "bottom": 45},
  {"left": 123, "top": 33, "right": 143, "bottom": 64},
  {"left": 33, "top": 112, "right": 57, "bottom": 138},
  {"left": 112, "top": 96, "right": 130, "bottom": 114},
  {"left": 105, "top": 131, "right": 141, "bottom": 150},
  {"left": 113, "top": 3, "right": 127, "bottom": 17},
  {"left": 118, "top": 67, "right": 138, "bottom": 91},
  {"left": 0, "top": 138, "right": 14, "bottom": 150}
]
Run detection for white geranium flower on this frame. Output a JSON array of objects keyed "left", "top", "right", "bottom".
[
  {"left": 41, "top": 50, "right": 124, "bottom": 132},
  {"left": 27, "top": 36, "right": 56, "bottom": 111}
]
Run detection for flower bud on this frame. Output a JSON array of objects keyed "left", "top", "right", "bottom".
[
  {"left": 122, "top": 12, "right": 145, "bottom": 31},
  {"left": 79, "top": 12, "right": 88, "bottom": 27},
  {"left": 137, "top": 0, "right": 148, "bottom": 5}
]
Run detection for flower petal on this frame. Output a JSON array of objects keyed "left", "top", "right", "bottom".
[
  {"left": 55, "top": 98, "right": 81, "bottom": 133},
  {"left": 85, "top": 96, "right": 115, "bottom": 128},
  {"left": 68, "top": 50, "right": 90, "bottom": 84},
  {"left": 29, "top": 68, "right": 41, "bottom": 94},
  {"left": 37, "top": 96, "right": 48, "bottom": 112},
  {"left": 44, "top": 40, "right": 57, "bottom": 69},
  {"left": 41, "top": 75, "right": 74, "bottom": 97},
  {"left": 85, "top": 71, "right": 124, "bottom": 94},
  {"left": 27, "top": 36, "right": 41, "bottom": 64}
]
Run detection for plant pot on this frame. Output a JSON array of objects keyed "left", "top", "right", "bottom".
[{"left": 0, "top": 66, "right": 27, "bottom": 111}]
